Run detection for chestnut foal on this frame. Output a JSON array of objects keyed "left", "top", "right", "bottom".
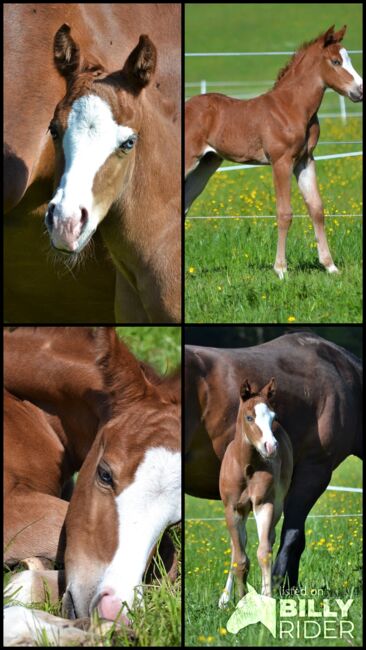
[
  {"left": 219, "top": 378, "right": 293, "bottom": 606},
  {"left": 185, "top": 25, "right": 362, "bottom": 277}
]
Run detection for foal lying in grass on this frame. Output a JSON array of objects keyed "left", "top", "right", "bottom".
[{"left": 219, "top": 378, "right": 293, "bottom": 605}]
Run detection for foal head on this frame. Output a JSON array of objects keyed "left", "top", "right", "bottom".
[
  {"left": 313, "top": 25, "right": 362, "bottom": 102},
  {"left": 239, "top": 378, "right": 278, "bottom": 458},
  {"left": 63, "top": 328, "right": 181, "bottom": 622},
  {"left": 45, "top": 24, "right": 156, "bottom": 254}
]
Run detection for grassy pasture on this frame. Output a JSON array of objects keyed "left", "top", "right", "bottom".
[
  {"left": 4, "top": 326, "right": 182, "bottom": 647},
  {"left": 185, "top": 3, "right": 363, "bottom": 324},
  {"left": 185, "top": 456, "right": 362, "bottom": 647}
]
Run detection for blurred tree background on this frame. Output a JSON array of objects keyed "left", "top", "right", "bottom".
[{"left": 184, "top": 326, "right": 362, "bottom": 358}]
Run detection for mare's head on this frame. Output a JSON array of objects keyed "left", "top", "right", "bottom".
[
  {"left": 62, "top": 328, "right": 181, "bottom": 623},
  {"left": 312, "top": 26, "right": 362, "bottom": 102},
  {"left": 45, "top": 24, "right": 157, "bottom": 254},
  {"left": 238, "top": 378, "right": 278, "bottom": 459}
]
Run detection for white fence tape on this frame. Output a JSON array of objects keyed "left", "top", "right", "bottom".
[
  {"left": 215, "top": 151, "right": 362, "bottom": 173},
  {"left": 186, "top": 513, "right": 362, "bottom": 521},
  {"left": 188, "top": 214, "right": 362, "bottom": 220},
  {"left": 186, "top": 485, "right": 362, "bottom": 521},
  {"left": 185, "top": 50, "right": 362, "bottom": 57}
]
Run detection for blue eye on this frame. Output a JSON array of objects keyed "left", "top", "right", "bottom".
[
  {"left": 246, "top": 415, "right": 254, "bottom": 422},
  {"left": 120, "top": 135, "right": 137, "bottom": 151},
  {"left": 97, "top": 464, "right": 113, "bottom": 487}
]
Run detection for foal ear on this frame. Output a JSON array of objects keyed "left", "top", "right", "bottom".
[
  {"left": 333, "top": 25, "right": 347, "bottom": 43},
  {"left": 53, "top": 24, "right": 81, "bottom": 79},
  {"left": 240, "top": 379, "right": 252, "bottom": 401},
  {"left": 322, "top": 25, "right": 346, "bottom": 47},
  {"left": 121, "top": 35, "right": 157, "bottom": 93},
  {"left": 264, "top": 377, "right": 276, "bottom": 400}
]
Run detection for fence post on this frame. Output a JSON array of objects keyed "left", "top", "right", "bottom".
[
  {"left": 339, "top": 95, "right": 347, "bottom": 124},
  {"left": 200, "top": 79, "right": 207, "bottom": 94}
]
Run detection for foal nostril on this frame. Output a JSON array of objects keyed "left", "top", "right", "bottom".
[
  {"left": 80, "top": 207, "right": 88, "bottom": 232},
  {"left": 46, "top": 203, "right": 55, "bottom": 229},
  {"left": 265, "top": 440, "right": 278, "bottom": 456}
]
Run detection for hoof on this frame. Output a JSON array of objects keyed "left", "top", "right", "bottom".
[
  {"left": 218, "top": 591, "right": 230, "bottom": 609},
  {"left": 274, "top": 266, "right": 288, "bottom": 280},
  {"left": 326, "top": 264, "right": 339, "bottom": 274},
  {"left": 21, "top": 557, "right": 54, "bottom": 571}
]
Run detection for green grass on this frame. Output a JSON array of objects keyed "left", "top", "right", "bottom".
[
  {"left": 185, "top": 456, "right": 362, "bottom": 647},
  {"left": 185, "top": 3, "right": 362, "bottom": 85},
  {"left": 185, "top": 125, "right": 362, "bottom": 324},
  {"left": 4, "top": 527, "right": 181, "bottom": 647},
  {"left": 185, "top": 3, "right": 363, "bottom": 324},
  {"left": 115, "top": 326, "right": 181, "bottom": 373}
]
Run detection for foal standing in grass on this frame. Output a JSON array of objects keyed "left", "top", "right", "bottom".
[
  {"left": 185, "top": 25, "right": 362, "bottom": 277},
  {"left": 219, "top": 378, "right": 293, "bottom": 605}
]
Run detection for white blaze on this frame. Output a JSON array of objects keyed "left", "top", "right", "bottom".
[
  {"left": 254, "top": 403, "right": 277, "bottom": 449},
  {"left": 50, "top": 95, "right": 135, "bottom": 233},
  {"left": 98, "top": 447, "right": 181, "bottom": 611},
  {"left": 340, "top": 48, "right": 363, "bottom": 85}
]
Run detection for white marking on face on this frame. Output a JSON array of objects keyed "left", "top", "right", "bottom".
[
  {"left": 97, "top": 447, "right": 181, "bottom": 614},
  {"left": 340, "top": 48, "right": 363, "bottom": 86},
  {"left": 49, "top": 95, "right": 135, "bottom": 247},
  {"left": 254, "top": 403, "right": 277, "bottom": 456}
]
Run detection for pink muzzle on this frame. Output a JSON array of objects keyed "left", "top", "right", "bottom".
[{"left": 98, "top": 588, "right": 130, "bottom": 625}]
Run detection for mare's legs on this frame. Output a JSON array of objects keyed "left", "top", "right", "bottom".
[
  {"left": 219, "top": 504, "right": 250, "bottom": 607},
  {"left": 185, "top": 153, "right": 222, "bottom": 214},
  {"left": 272, "top": 156, "right": 293, "bottom": 278},
  {"left": 4, "top": 489, "right": 68, "bottom": 566},
  {"left": 273, "top": 458, "right": 332, "bottom": 587},
  {"left": 294, "top": 156, "right": 338, "bottom": 273}
]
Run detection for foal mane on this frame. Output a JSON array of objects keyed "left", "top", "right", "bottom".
[
  {"left": 95, "top": 328, "right": 180, "bottom": 406},
  {"left": 5, "top": 326, "right": 95, "bottom": 342},
  {"left": 273, "top": 30, "right": 327, "bottom": 88}
]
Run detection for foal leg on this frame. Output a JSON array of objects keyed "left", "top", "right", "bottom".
[
  {"left": 185, "top": 153, "right": 222, "bottom": 214},
  {"left": 219, "top": 505, "right": 250, "bottom": 607},
  {"left": 253, "top": 502, "right": 275, "bottom": 596},
  {"left": 294, "top": 156, "right": 338, "bottom": 273},
  {"left": 6, "top": 569, "right": 65, "bottom": 606},
  {"left": 4, "top": 489, "right": 68, "bottom": 566},
  {"left": 272, "top": 156, "right": 293, "bottom": 278}
]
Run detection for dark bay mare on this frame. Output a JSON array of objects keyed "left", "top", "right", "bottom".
[
  {"left": 185, "top": 332, "right": 362, "bottom": 587},
  {"left": 4, "top": 4, "right": 181, "bottom": 323},
  {"left": 4, "top": 327, "right": 180, "bottom": 624},
  {"left": 185, "top": 26, "right": 362, "bottom": 277}
]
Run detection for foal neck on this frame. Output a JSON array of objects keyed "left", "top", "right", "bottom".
[{"left": 272, "top": 45, "right": 326, "bottom": 119}]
